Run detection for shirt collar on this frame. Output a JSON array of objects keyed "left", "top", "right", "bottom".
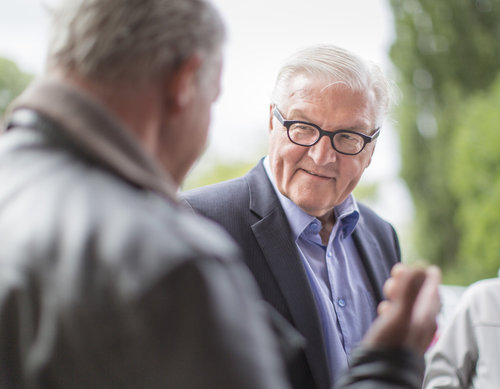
[
  {"left": 335, "top": 195, "right": 360, "bottom": 238},
  {"left": 263, "top": 156, "right": 359, "bottom": 241}
]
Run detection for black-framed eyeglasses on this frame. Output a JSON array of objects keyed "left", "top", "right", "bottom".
[{"left": 273, "top": 106, "right": 380, "bottom": 156}]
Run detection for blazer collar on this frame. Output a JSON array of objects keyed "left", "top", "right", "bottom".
[
  {"left": 248, "top": 158, "right": 282, "bottom": 218},
  {"left": 246, "top": 159, "right": 332, "bottom": 389},
  {"left": 351, "top": 216, "right": 387, "bottom": 303}
]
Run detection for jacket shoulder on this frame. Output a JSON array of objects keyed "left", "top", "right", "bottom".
[
  {"left": 357, "top": 202, "right": 397, "bottom": 237},
  {"left": 181, "top": 175, "right": 250, "bottom": 217}
]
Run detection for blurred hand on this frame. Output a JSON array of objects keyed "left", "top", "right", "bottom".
[{"left": 362, "top": 263, "right": 442, "bottom": 355}]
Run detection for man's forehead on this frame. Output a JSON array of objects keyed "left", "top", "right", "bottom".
[
  {"left": 286, "top": 74, "right": 321, "bottom": 96},
  {"left": 286, "top": 74, "right": 355, "bottom": 100},
  {"left": 282, "top": 74, "right": 378, "bottom": 127}
]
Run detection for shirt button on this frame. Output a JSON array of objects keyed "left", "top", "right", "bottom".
[
  {"left": 309, "top": 221, "right": 320, "bottom": 234},
  {"left": 327, "top": 251, "right": 332, "bottom": 258},
  {"left": 338, "top": 298, "right": 346, "bottom": 308}
]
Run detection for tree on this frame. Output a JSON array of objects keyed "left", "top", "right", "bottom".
[
  {"left": 389, "top": 0, "right": 500, "bottom": 283},
  {"left": 449, "top": 76, "right": 500, "bottom": 282},
  {"left": 0, "top": 57, "right": 33, "bottom": 117}
]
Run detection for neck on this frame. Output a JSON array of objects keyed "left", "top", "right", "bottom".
[{"left": 318, "top": 211, "right": 335, "bottom": 245}]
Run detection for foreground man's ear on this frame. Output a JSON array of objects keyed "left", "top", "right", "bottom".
[{"left": 165, "top": 53, "right": 202, "bottom": 114}]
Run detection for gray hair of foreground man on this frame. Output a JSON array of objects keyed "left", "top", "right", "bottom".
[
  {"left": 271, "top": 44, "right": 394, "bottom": 127},
  {"left": 46, "top": 0, "right": 226, "bottom": 85}
]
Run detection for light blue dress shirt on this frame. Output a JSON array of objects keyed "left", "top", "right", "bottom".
[{"left": 263, "top": 157, "right": 377, "bottom": 383}]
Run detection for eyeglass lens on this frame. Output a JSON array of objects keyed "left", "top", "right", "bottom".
[{"left": 288, "top": 123, "right": 364, "bottom": 154}]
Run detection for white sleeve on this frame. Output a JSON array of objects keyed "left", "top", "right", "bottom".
[{"left": 423, "top": 286, "right": 478, "bottom": 389}]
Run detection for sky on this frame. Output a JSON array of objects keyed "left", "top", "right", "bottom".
[{"left": 0, "top": 0, "right": 414, "bottom": 235}]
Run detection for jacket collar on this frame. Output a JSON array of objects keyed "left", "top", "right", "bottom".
[
  {"left": 7, "top": 79, "right": 178, "bottom": 201},
  {"left": 248, "top": 158, "right": 281, "bottom": 218},
  {"left": 246, "top": 159, "right": 333, "bottom": 389}
]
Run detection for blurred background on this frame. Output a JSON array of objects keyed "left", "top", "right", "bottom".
[{"left": 1, "top": 0, "right": 499, "bottom": 286}]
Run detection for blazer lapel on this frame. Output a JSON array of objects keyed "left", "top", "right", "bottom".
[
  {"left": 352, "top": 215, "right": 389, "bottom": 303},
  {"left": 246, "top": 161, "right": 331, "bottom": 389}
]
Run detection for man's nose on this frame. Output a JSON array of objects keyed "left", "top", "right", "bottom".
[{"left": 307, "top": 135, "right": 337, "bottom": 165}]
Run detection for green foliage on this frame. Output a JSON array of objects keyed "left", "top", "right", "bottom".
[
  {"left": 0, "top": 57, "right": 33, "bottom": 117},
  {"left": 389, "top": 0, "right": 500, "bottom": 284},
  {"left": 447, "top": 76, "right": 500, "bottom": 283}
]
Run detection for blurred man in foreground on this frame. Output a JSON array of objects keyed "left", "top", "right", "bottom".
[
  {"left": 0, "top": 0, "right": 440, "bottom": 388},
  {"left": 0, "top": 1, "right": 289, "bottom": 387}
]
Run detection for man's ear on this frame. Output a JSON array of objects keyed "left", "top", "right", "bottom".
[
  {"left": 365, "top": 155, "right": 373, "bottom": 169},
  {"left": 268, "top": 104, "right": 274, "bottom": 132},
  {"left": 364, "top": 145, "right": 376, "bottom": 169},
  {"left": 165, "top": 54, "right": 202, "bottom": 114}
]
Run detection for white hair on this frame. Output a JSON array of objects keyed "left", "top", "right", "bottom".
[
  {"left": 46, "top": 0, "right": 225, "bottom": 85},
  {"left": 271, "top": 44, "right": 395, "bottom": 127}
]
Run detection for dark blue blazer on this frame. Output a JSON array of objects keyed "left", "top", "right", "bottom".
[{"left": 182, "top": 159, "right": 401, "bottom": 389}]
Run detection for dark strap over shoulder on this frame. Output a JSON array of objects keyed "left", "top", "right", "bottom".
[
  {"left": 6, "top": 108, "right": 51, "bottom": 132},
  {"left": 6, "top": 108, "right": 71, "bottom": 144},
  {"left": 5, "top": 107, "right": 106, "bottom": 171}
]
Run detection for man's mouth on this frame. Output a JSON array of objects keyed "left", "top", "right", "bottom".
[{"left": 302, "top": 169, "right": 332, "bottom": 180}]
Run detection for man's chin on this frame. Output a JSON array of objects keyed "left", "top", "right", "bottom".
[{"left": 295, "top": 201, "right": 335, "bottom": 219}]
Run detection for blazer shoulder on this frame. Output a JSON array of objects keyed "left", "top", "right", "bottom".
[
  {"left": 181, "top": 175, "right": 250, "bottom": 214},
  {"left": 356, "top": 201, "right": 401, "bottom": 262},
  {"left": 181, "top": 160, "right": 271, "bottom": 214},
  {"left": 357, "top": 202, "right": 394, "bottom": 231}
]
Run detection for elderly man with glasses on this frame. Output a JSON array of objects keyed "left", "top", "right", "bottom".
[{"left": 183, "top": 44, "right": 401, "bottom": 389}]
